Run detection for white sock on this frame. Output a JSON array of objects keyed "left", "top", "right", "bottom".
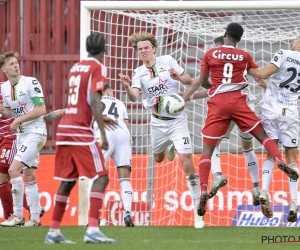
[
  {"left": 211, "top": 146, "right": 222, "bottom": 179},
  {"left": 119, "top": 178, "right": 133, "bottom": 214},
  {"left": 243, "top": 148, "right": 259, "bottom": 188},
  {"left": 288, "top": 163, "right": 299, "bottom": 203},
  {"left": 11, "top": 176, "right": 24, "bottom": 218},
  {"left": 186, "top": 174, "right": 200, "bottom": 213},
  {"left": 25, "top": 180, "right": 40, "bottom": 222},
  {"left": 262, "top": 158, "right": 274, "bottom": 191}
]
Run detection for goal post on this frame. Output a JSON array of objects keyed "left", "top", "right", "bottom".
[{"left": 79, "top": 1, "right": 300, "bottom": 227}]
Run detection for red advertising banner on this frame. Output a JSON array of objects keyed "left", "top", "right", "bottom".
[{"left": 0, "top": 154, "right": 296, "bottom": 226}]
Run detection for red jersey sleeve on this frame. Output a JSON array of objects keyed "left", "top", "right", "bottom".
[
  {"left": 200, "top": 50, "right": 210, "bottom": 74},
  {"left": 90, "top": 64, "right": 107, "bottom": 94},
  {"left": 245, "top": 52, "right": 258, "bottom": 69}
]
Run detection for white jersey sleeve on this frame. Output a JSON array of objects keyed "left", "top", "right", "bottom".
[
  {"left": 131, "top": 68, "right": 142, "bottom": 90},
  {"left": 27, "top": 77, "right": 45, "bottom": 102}
]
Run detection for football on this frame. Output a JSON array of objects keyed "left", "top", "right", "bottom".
[{"left": 163, "top": 94, "right": 185, "bottom": 116}]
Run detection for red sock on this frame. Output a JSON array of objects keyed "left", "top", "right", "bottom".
[
  {"left": 261, "top": 137, "right": 283, "bottom": 161},
  {"left": 23, "top": 192, "right": 30, "bottom": 211},
  {"left": 0, "top": 181, "right": 13, "bottom": 219},
  {"left": 50, "top": 193, "right": 68, "bottom": 229},
  {"left": 88, "top": 191, "right": 104, "bottom": 227},
  {"left": 198, "top": 156, "right": 211, "bottom": 193}
]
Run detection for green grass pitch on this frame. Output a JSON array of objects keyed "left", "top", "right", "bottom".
[{"left": 1, "top": 226, "right": 300, "bottom": 250}]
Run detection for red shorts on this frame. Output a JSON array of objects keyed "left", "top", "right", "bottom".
[
  {"left": 54, "top": 143, "right": 108, "bottom": 181},
  {"left": 202, "top": 92, "right": 261, "bottom": 139},
  {"left": 0, "top": 138, "right": 17, "bottom": 174}
]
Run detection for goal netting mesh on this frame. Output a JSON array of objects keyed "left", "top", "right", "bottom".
[{"left": 86, "top": 6, "right": 300, "bottom": 226}]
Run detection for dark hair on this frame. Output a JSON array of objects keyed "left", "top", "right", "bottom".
[
  {"left": 86, "top": 33, "right": 105, "bottom": 55},
  {"left": 103, "top": 84, "right": 111, "bottom": 92},
  {"left": 213, "top": 36, "right": 224, "bottom": 46},
  {"left": 226, "top": 22, "right": 244, "bottom": 41}
]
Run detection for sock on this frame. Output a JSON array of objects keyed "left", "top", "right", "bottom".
[
  {"left": 0, "top": 181, "right": 13, "bottom": 219},
  {"left": 261, "top": 137, "right": 283, "bottom": 161},
  {"left": 288, "top": 163, "right": 299, "bottom": 203},
  {"left": 119, "top": 178, "right": 133, "bottom": 214},
  {"left": 50, "top": 193, "right": 68, "bottom": 230},
  {"left": 198, "top": 156, "right": 211, "bottom": 193},
  {"left": 25, "top": 181, "right": 40, "bottom": 222},
  {"left": 23, "top": 192, "right": 30, "bottom": 211},
  {"left": 11, "top": 176, "right": 24, "bottom": 218},
  {"left": 211, "top": 146, "right": 222, "bottom": 179},
  {"left": 186, "top": 174, "right": 201, "bottom": 213},
  {"left": 262, "top": 158, "right": 274, "bottom": 191},
  {"left": 243, "top": 148, "right": 259, "bottom": 186},
  {"left": 88, "top": 191, "right": 104, "bottom": 229}
]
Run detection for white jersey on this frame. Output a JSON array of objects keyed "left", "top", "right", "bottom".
[
  {"left": 261, "top": 49, "right": 300, "bottom": 116},
  {"left": 1, "top": 76, "right": 47, "bottom": 135},
  {"left": 94, "top": 96, "right": 129, "bottom": 137},
  {"left": 131, "top": 55, "right": 185, "bottom": 118}
]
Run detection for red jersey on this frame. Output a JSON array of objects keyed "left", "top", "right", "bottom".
[
  {"left": 201, "top": 45, "right": 258, "bottom": 97},
  {"left": 56, "top": 58, "right": 106, "bottom": 145},
  {"left": 0, "top": 81, "right": 16, "bottom": 140}
]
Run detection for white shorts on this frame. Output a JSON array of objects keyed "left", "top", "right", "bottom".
[
  {"left": 222, "top": 103, "right": 254, "bottom": 141},
  {"left": 15, "top": 133, "right": 47, "bottom": 168},
  {"left": 102, "top": 127, "right": 132, "bottom": 168},
  {"left": 261, "top": 108, "right": 299, "bottom": 147},
  {"left": 151, "top": 114, "right": 192, "bottom": 154}
]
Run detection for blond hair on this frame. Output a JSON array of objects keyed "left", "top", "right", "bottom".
[
  {"left": 0, "top": 51, "right": 18, "bottom": 68},
  {"left": 129, "top": 32, "right": 158, "bottom": 50}
]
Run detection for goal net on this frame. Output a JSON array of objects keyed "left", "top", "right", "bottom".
[{"left": 80, "top": 1, "right": 300, "bottom": 227}]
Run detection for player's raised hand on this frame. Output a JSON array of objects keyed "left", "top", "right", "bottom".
[
  {"left": 168, "top": 68, "right": 180, "bottom": 81},
  {"left": 119, "top": 73, "right": 131, "bottom": 87}
]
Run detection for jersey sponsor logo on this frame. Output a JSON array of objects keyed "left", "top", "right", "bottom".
[
  {"left": 12, "top": 103, "right": 27, "bottom": 117},
  {"left": 212, "top": 50, "right": 244, "bottom": 61},
  {"left": 147, "top": 78, "right": 168, "bottom": 98},
  {"left": 34, "top": 87, "right": 41, "bottom": 94},
  {"left": 70, "top": 64, "right": 91, "bottom": 73}
]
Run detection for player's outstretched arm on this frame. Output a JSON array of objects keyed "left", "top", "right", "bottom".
[
  {"left": 10, "top": 105, "right": 46, "bottom": 132},
  {"left": 119, "top": 73, "right": 140, "bottom": 102},
  {"left": 43, "top": 109, "right": 66, "bottom": 120},
  {"left": 182, "top": 73, "right": 209, "bottom": 101},
  {"left": 179, "top": 89, "right": 209, "bottom": 102},
  {"left": 248, "top": 64, "right": 277, "bottom": 79}
]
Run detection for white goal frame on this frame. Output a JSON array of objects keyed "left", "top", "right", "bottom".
[{"left": 79, "top": 0, "right": 300, "bottom": 226}]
